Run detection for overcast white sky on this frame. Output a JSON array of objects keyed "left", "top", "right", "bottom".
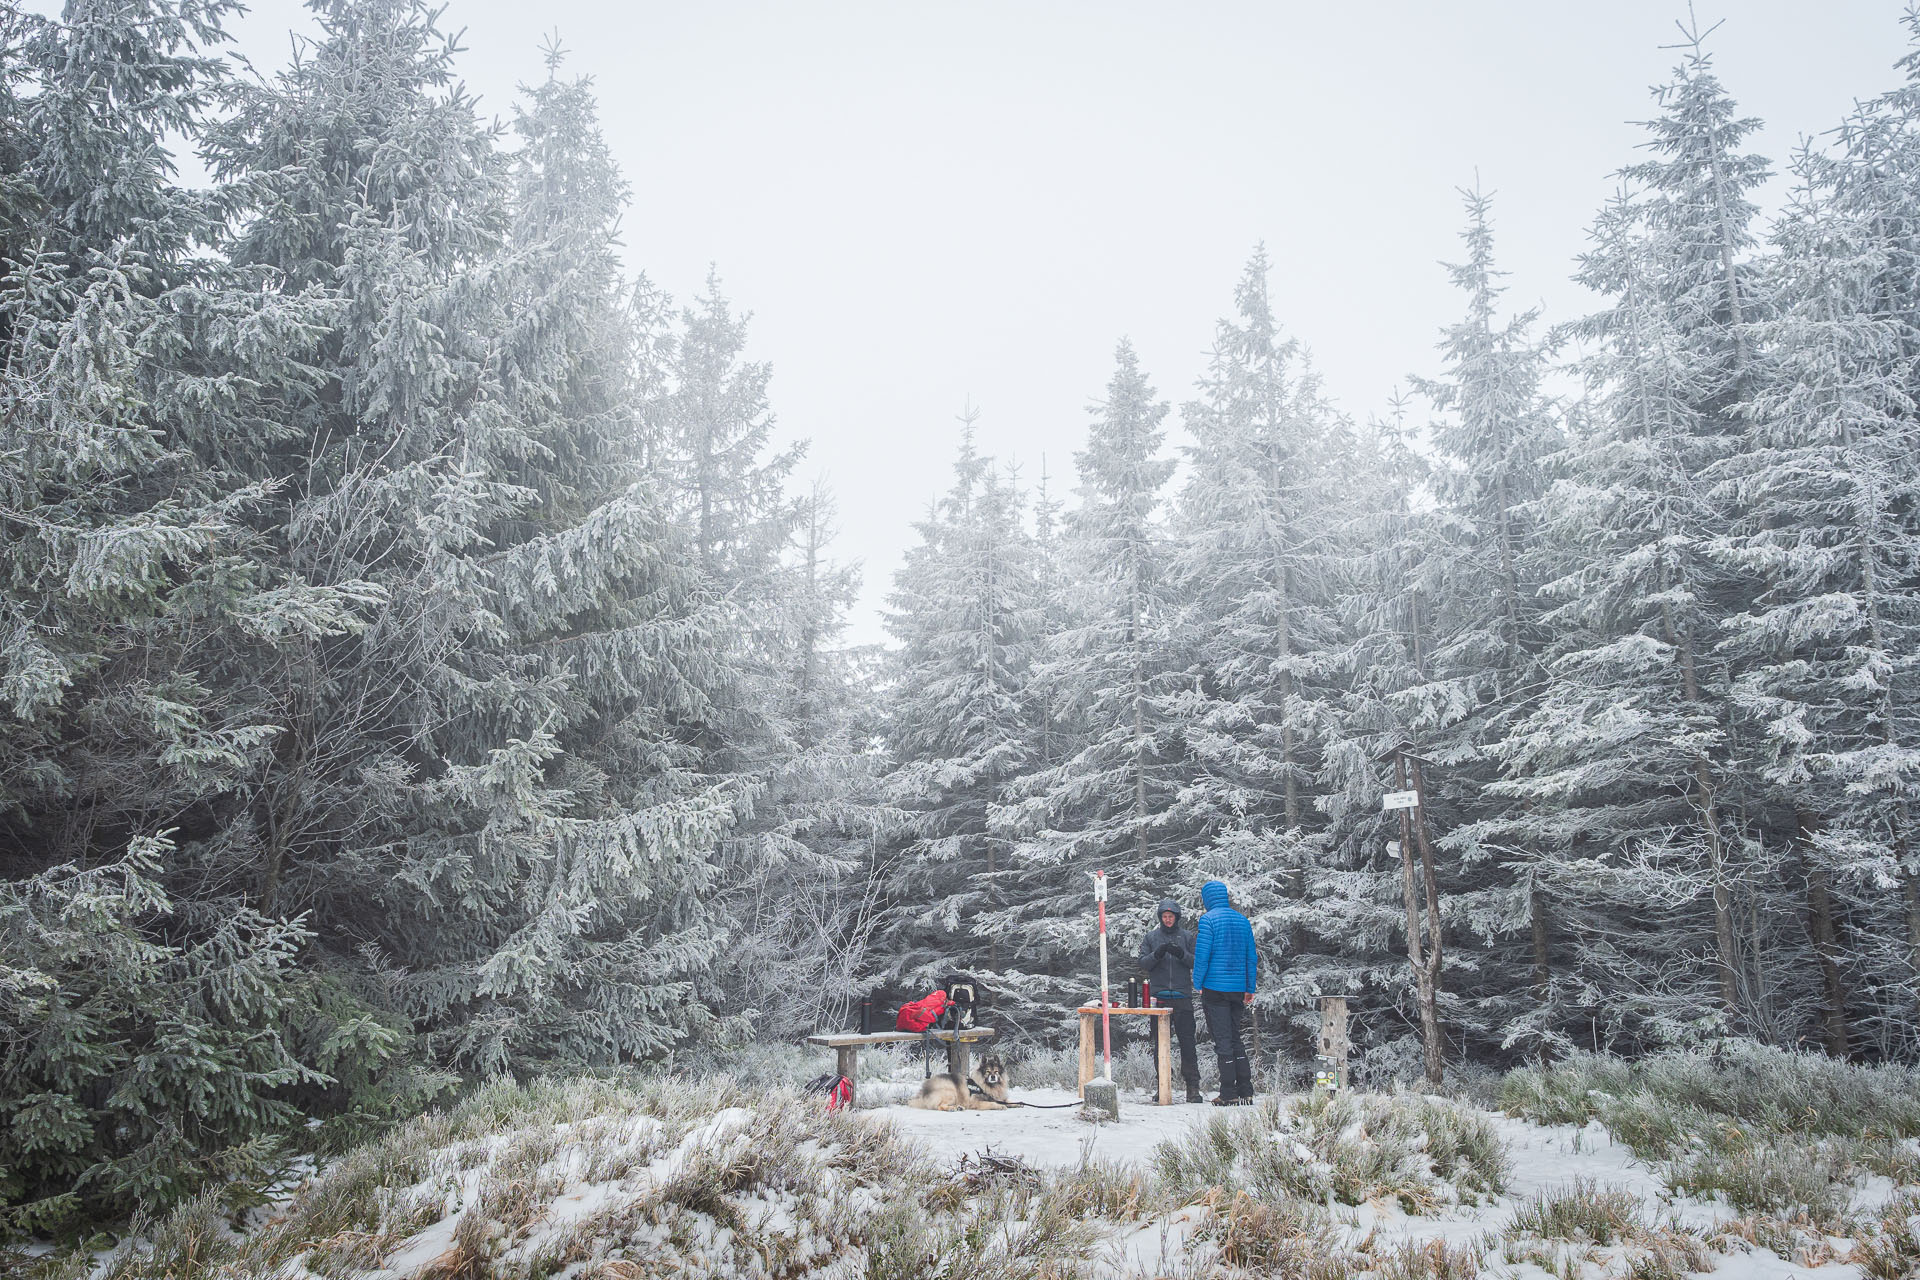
[{"left": 108, "top": 1, "right": 1919, "bottom": 643}]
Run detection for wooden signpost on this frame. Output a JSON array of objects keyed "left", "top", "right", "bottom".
[
  {"left": 1315, "top": 996, "right": 1350, "bottom": 1091},
  {"left": 1377, "top": 739, "right": 1446, "bottom": 1087}
]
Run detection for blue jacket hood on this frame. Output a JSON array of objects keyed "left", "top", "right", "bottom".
[{"left": 1201, "top": 880, "right": 1230, "bottom": 912}]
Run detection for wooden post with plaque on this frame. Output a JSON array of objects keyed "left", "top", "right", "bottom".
[{"left": 1316, "top": 996, "right": 1350, "bottom": 1091}]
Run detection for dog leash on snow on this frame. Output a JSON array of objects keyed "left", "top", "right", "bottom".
[{"left": 967, "top": 1080, "right": 1082, "bottom": 1110}]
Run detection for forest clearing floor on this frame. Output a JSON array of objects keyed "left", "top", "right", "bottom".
[
  {"left": 13, "top": 1043, "right": 1920, "bottom": 1280},
  {"left": 870, "top": 1083, "right": 1895, "bottom": 1279}
]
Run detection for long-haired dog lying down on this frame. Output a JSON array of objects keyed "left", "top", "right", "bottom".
[{"left": 908, "top": 1054, "right": 1011, "bottom": 1110}]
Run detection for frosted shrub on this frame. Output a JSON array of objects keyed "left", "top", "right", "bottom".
[
  {"left": 1373, "top": 1238, "right": 1484, "bottom": 1280},
  {"left": 1192, "top": 1190, "right": 1352, "bottom": 1278},
  {"left": 1853, "top": 1191, "right": 1920, "bottom": 1280},
  {"left": 1506, "top": 1179, "right": 1642, "bottom": 1246},
  {"left": 1666, "top": 1136, "right": 1855, "bottom": 1225},
  {"left": 1154, "top": 1090, "right": 1508, "bottom": 1213},
  {"left": 1499, "top": 1043, "right": 1920, "bottom": 1144},
  {"left": 1501, "top": 1181, "right": 1717, "bottom": 1279},
  {"left": 1047, "top": 1158, "right": 1162, "bottom": 1221}
]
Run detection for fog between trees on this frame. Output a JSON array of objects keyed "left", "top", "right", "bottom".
[{"left": 4, "top": 0, "right": 1920, "bottom": 1225}]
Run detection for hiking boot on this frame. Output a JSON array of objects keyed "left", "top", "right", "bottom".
[
  {"left": 1186, "top": 1087, "right": 1204, "bottom": 1104},
  {"left": 1210, "top": 1094, "right": 1235, "bottom": 1107}
]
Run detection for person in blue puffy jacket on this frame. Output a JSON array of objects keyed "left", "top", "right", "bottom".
[{"left": 1191, "top": 879, "right": 1258, "bottom": 1105}]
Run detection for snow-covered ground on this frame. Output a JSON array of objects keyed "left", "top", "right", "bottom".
[
  {"left": 870, "top": 1085, "right": 1872, "bottom": 1280},
  {"left": 24, "top": 1074, "right": 1911, "bottom": 1280},
  {"left": 875, "top": 1083, "right": 1207, "bottom": 1168}
]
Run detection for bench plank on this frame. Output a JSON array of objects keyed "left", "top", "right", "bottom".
[{"left": 805, "top": 1029, "right": 995, "bottom": 1047}]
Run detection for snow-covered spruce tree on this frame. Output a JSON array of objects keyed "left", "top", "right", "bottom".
[
  {"left": 0, "top": 0, "right": 358, "bottom": 1221},
  {"left": 1828, "top": 8, "right": 1920, "bottom": 394},
  {"left": 718, "top": 478, "right": 885, "bottom": 1041},
  {"left": 1009, "top": 341, "right": 1180, "bottom": 1018},
  {"left": 1029, "top": 457, "right": 1072, "bottom": 774},
  {"left": 1163, "top": 249, "right": 1363, "bottom": 1049},
  {"left": 1809, "top": 10, "right": 1920, "bottom": 1056},
  {"left": 0, "top": 0, "right": 333, "bottom": 859},
  {"left": 1494, "top": 25, "right": 1772, "bottom": 1048},
  {"left": 443, "top": 54, "right": 757, "bottom": 1066},
  {"left": 1708, "top": 149, "right": 1920, "bottom": 1059},
  {"left": 876, "top": 421, "right": 1050, "bottom": 1025},
  {"left": 1306, "top": 404, "right": 1461, "bottom": 1083},
  {"left": 201, "top": 2, "right": 737, "bottom": 1071},
  {"left": 1406, "top": 190, "right": 1567, "bottom": 1058},
  {"left": 645, "top": 273, "right": 873, "bottom": 1042}
]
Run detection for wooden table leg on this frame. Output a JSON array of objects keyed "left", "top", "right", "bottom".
[
  {"left": 947, "top": 1035, "right": 968, "bottom": 1082},
  {"left": 1079, "top": 1012, "right": 1096, "bottom": 1099},
  {"left": 837, "top": 1045, "right": 858, "bottom": 1108},
  {"left": 1156, "top": 1013, "right": 1172, "bottom": 1105}
]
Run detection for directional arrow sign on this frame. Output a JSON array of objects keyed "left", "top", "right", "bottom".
[{"left": 1382, "top": 790, "right": 1421, "bottom": 811}]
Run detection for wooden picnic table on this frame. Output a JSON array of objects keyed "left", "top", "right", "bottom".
[
  {"left": 805, "top": 1027, "right": 998, "bottom": 1108},
  {"left": 1076, "top": 1004, "right": 1174, "bottom": 1106}
]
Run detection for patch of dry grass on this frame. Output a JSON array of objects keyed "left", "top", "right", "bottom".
[
  {"left": 1500, "top": 1180, "right": 1718, "bottom": 1280},
  {"left": 1188, "top": 1189, "right": 1353, "bottom": 1278},
  {"left": 1153, "top": 1090, "right": 1508, "bottom": 1214},
  {"left": 1851, "top": 1191, "right": 1920, "bottom": 1280}
]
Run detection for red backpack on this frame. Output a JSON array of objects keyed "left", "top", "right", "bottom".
[
  {"left": 806, "top": 1072, "right": 853, "bottom": 1111},
  {"left": 895, "top": 990, "right": 951, "bottom": 1032}
]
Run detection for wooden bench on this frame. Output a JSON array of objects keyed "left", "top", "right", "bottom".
[
  {"left": 805, "top": 1028, "right": 998, "bottom": 1108},
  {"left": 1076, "top": 1005, "right": 1174, "bottom": 1106}
]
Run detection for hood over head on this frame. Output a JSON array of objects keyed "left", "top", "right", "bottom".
[
  {"left": 1201, "top": 880, "right": 1231, "bottom": 912},
  {"left": 1155, "top": 897, "right": 1180, "bottom": 924}
]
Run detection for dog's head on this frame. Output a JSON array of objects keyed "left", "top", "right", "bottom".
[{"left": 977, "top": 1054, "right": 1007, "bottom": 1087}]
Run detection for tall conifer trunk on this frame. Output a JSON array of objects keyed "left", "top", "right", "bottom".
[{"left": 1803, "top": 851, "right": 1851, "bottom": 1058}]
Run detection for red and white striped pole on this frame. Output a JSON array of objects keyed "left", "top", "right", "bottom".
[{"left": 1095, "top": 869, "right": 1113, "bottom": 1082}]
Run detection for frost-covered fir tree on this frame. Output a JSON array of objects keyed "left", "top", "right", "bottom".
[
  {"left": 718, "top": 479, "right": 883, "bottom": 1040},
  {"left": 1011, "top": 342, "right": 1179, "bottom": 1009},
  {"left": 444, "top": 52, "right": 753, "bottom": 1065},
  {"left": 646, "top": 273, "right": 871, "bottom": 1041},
  {"left": 1164, "top": 249, "right": 1362, "bottom": 1032},
  {"left": 1309, "top": 402, "right": 1460, "bottom": 1082},
  {"left": 1496, "top": 23, "right": 1770, "bottom": 1047},
  {"left": 878, "top": 420, "right": 1049, "bottom": 1022},
  {"left": 1708, "top": 148, "right": 1920, "bottom": 1058},
  {"left": 0, "top": 0, "right": 351, "bottom": 1219},
  {"left": 1406, "top": 191, "right": 1566, "bottom": 1056},
  {"left": 0, "top": 0, "right": 318, "bottom": 852},
  {"left": 1811, "top": 11, "right": 1920, "bottom": 1052},
  {"left": 201, "top": 1, "right": 737, "bottom": 1070}
]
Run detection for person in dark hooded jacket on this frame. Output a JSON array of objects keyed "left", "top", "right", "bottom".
[{"left": 1135, "top": 897, "right": 1204, "bottom": 1103}]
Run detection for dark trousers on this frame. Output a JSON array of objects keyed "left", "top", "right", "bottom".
[
  {"left": 1201, "top": 989, "right": 1252, "bottom": 1099},
  {"left": 1156, "top": 995, "right": 1201, "bottom": 1090}
]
